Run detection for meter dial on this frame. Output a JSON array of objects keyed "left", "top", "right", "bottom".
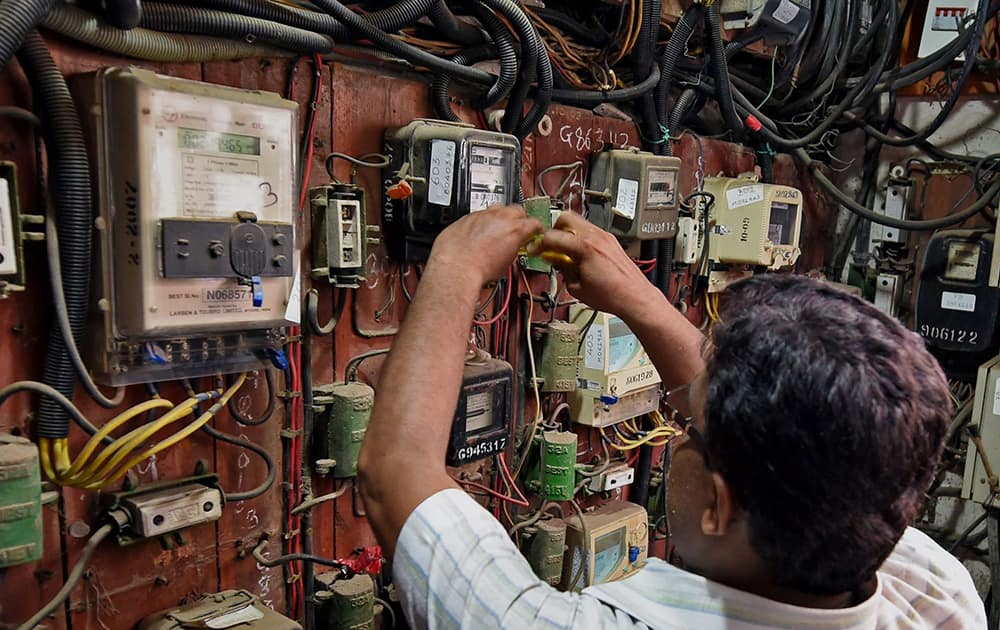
[
  {"left": 469, "top": 145, "right": 510, "bottom": 211},
  {"left": 465, "top": 389, "right": 494, "bottom": 433}
]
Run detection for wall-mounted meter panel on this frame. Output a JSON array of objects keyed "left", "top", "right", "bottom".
[
  {"left": 916, "top": 230, "right": 1000, "bottom": 381},
  {"left": 569, "top": 305, "right": 661, "bottom": 427},
  {"left": 311, "top": 183, "right": 367, "bottom": 288},
  {"left": 587, "top": 149, "right": 681, "bottom": 241},
  {"left": 561, "top": 500, "right": 647, "bottom": 590},
  {"left": 383, "top": 119, "right": 520, "bottom": 263},
  {"left": 702, "top": 176, "right": 802, "bottom": 270},
  {"left": 0, "top": 163, "right": 25, "bottom": 297},
  {"left": 448, "top": 354, "right": 513, "bottom": 466},
  {"left": 74, "top": 67, "right": 297, "bottom": 384}
]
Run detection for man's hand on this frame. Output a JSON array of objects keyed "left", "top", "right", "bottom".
[
  {"left": 529, "top": 211, "right": 654, "bottom": 317},
  {"left": 428, "top": 205, "right": 543, "bottom": 288}
]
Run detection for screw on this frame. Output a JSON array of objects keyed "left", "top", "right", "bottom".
[
  {"left": 272, "top": 255, "right": 287, "bottom": 268},
  {"left": 153, "top": 514, "right": 165, "bottom": 526},
  {"left": 203, "top": 502, "right": 214, "bottom": 512},
  {"left": 208, "top": 241, "right": 225, "bottom": 257},
  {"left": 273, "top": 233, "right": 287, "bottom": 246},
  {"left": 154, "top": 575, "right": 169, "bottom": 586}
]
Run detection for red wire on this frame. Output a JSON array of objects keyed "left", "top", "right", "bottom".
[
  {"left": 460, "top": 479, "right": 530, "bottom": 507},
  {"left": 632, "top": 258, "right": 656, "bottom": 265},
  {"left": 475, "top": 266, "right": 513, "bottom": 327},
  {"left": 296, "top": 55, "right": 323, "bottom": 214},
  {"left": 498, "top": 452, "right": 528, "bottom": 505}
]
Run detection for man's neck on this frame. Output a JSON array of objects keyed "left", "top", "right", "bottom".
[{"left": 736, "top": 577, "right": 876, "bottom": 610}]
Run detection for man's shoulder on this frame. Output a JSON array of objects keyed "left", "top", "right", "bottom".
[{"left": 876, "top": 527, "right": 986, "bottom": 627}]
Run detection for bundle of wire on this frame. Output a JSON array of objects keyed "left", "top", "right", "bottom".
[
  {"left": 601, "top": 411, "right": 679, "bottom": 452},
  {"left": 39, "top": 373, "right": 246, "bottom": 490}
]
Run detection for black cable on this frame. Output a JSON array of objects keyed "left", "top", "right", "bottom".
[
  {"left": 252, "top": 537, "right": 353, "bottom": 572},
  {"left": 801, "top": 147, "right": 1000, "bottom": 231},
  {"left": 0, "top": 106, "right": 42, "bottom": 127},
  {"left": 344, "top": 348, "right": 391, "bottom": 382},
  {"left": 16, "top": 523, "right": 114, "bottom": 630},
  {"left": 481, "top": 0, "right": 539, "bottom": 135},
  {"left": 948, "top": 512, "right": 988, "bottom": 553},
  {"left": 428, "top": 1, "right": 485, "bottom": 46},
  {"left": 305, "top": 287, "right": 346, "bottom": 337},
  {"left": 139, "top": 2, "right": 334, "bottom": 52},
  {"left": 0, "top": 381, "right": 108, "bottom": 441},
  {"left": 227, "top": 370, "right": 277, "bottom": 426},
  {"left": 550, "top": 65, "right": 660, "bottom": 106},
  {"left": 201, "top": 424, "right": 276, "bottom": 501},
  {"left": 655, "top": 3, "right": 704, "bottom": 152},
  {"left": 17, "top": 32, "right": 94, "bottom": 440},
  {"left": 309, "top": 0, "right": 494, "bottom": 86},
  {"left": 704, "top": 2, "right": 744, "bottom": 139},
  {"left": 0, "top": 0, "right": 56, "bottom": 70},
  {"left": 576, "top": 311, "right": 599, "bottom": 353}
]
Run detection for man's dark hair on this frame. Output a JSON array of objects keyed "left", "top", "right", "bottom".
[{"left": 706, "top": 274, "right": 950, "bottom": 595}]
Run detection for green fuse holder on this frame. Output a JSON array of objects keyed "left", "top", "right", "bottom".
[
  {"left": 539, "top": 321, "right": 580, "bottom": 393},
  {"left": 314, "top": 382, "right": 375, "bottom": 478},
  {"left": 541, "top": 430, "right": 577, "bottom": 502},
  {"left": 316, "top": 572, "right": 375, "bottom": 630},
  {"left": 0, "top": 434, "right": 42, "bottom": 568},
  {"left": 521, "top": 197, "right": 558, "bottom": 272},
  {"left": 527, "top": 518, "right": 567, "bottom": 586}
]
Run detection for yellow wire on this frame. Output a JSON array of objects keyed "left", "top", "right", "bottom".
[
  {"left": 62, "top": 398, "right": 204, "bottom": 486},
  {"left": 82, "top": 374, "right": 247, "bottom": 489},
  {"left": 602, "top": 426, "right": 678, "bottom": 450},
  {"left": 53, "top": 438, "right": 70, "bottom": 474},
  {"left": 39, "top": 438, "right": 57, "bottom": 481},
  {"left": 61, "top": 398, "right": 176, "bottom": 479}
]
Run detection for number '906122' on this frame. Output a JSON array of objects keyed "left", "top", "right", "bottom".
[{"left": 920, "top": 324, "right": 979, "bottom": 345}]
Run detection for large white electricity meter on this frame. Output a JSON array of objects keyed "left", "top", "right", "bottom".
[
  {"left": 702, "top": 176, "right": 802, "bottom": 270},
  {"left": 382, "top": 119, "right": 520, "bottom": 263},
  {"left": 74, "top": 67, "right": 297, "bottom": 385},
  {"left": 586, "top": 148, "right": 682, "bottom": 241}
]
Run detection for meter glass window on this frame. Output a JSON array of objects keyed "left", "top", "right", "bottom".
[
  {"left": 646, "top": 168, "right": 677, "bottom": 206},
  {"left": 945, "top": 242, "right": 980, "bottom": 281},
  {"left": 178, "top": 128, "right": 261, "bottom": 156},
  {"left": 768, "top": 202, "right": 797, "bottom": 245},
  {"left": 465, "top": 389, "right": 495, "bottom": 433},
  {"left": 469, "top": 145, "right": 510, "bottom": 211},
  {"left": 593, "top": 528, "right": 625, "bottom": 582},
  {"left": 608, "top": 317, "right": 641, "bottom": 372}
]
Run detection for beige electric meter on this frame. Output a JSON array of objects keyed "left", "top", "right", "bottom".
[
  {"left": 702, "top": 176, "right": 803, "bottom": 270},
  {"left": 561, "top": 500, "right": 648, "bottom": 590},
  {"left": 74, "top": 67, "right": 297, "bottom": 385},
  {"left": 568, "top": 304, "right": 661, "bottom": 427},
  {"left": 586, "top": 148, "right": 682, "bottom": 241}
]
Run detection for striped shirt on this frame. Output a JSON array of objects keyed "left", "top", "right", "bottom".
[{"left": 393, "top": 489, "right": 986, "bottom": 629}]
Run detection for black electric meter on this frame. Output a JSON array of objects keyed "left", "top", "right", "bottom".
[
  {"left": 915, "top": 229, "right": 1000, "bottom": 380},
  {"left": 447, "top": 353, "right": 513, "bottom": 466},
  {"left": 382, "top": 119, "right": 520, "bottom": 263}
]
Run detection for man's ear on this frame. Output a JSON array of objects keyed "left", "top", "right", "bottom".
[{"left": 700, "top": 472, "right": 735, "bottom": 537}]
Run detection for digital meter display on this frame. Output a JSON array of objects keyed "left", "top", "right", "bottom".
[
  {"left": 593, "top": 529, "right": 625, "bottom": 583},
  {"left": 469, "top": 145, "right": 510, "bottom": 211},
  {"left": 608, "top": 317, "right": 641, "bottom": 373},
  {"left": 178, "top": 128, "right": 261, "bottom": 156}
]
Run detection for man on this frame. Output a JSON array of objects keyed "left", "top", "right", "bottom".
[{"left": 357, "top": 205, "right": 985, "bottom": 629}]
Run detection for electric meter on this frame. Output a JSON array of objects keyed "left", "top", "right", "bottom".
[
  {"left": 915, "top": 229, "right": 1000, "bottom": 381},
  {"left": 382, "top": 119, "right": 520, "bottom": 263},
  {"left": 962, "top": 355, "right": 1000, "bottom": 504},
  {"left": 702, "top": 176, "right": 802, "bottom": 270},
  {"left": 74, "top": 67, "right": 297, "bottom": 385},
  {"left": 447, "top": 352, "right": 513, "bottom": 466},
  {"left": 310, "top": 183, "right": 368, "bottom": 288},
  {"left": 586, "top": 148, "right": 681, "bottom": 241},
  {"left": 0, "top": 163, "right": 25, "bottom": 298},
  {"left": 569, "top": 305, "right": 661, "bottom": 428},
  {"left": 719, "top": 0, "right": 812, "bottom": 44},
  {"left": 139, "top": 590, "right": 300, "bottom": 630},
  {"left": 561, "top": 500, "right": 647, "bottom": 590}
]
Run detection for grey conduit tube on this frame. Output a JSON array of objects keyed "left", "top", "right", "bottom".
[
  {"left": 0, "top": 0, "right": 56, "bottom": 69},
  {"left": 16, "top": 32, "right": 92, "bottom": 440},
  {"left": 42, "top": 5, "right": 289, "bottom": 62},
  {"left": 139, "top": 3, "right": 334, "bottom": 52}
]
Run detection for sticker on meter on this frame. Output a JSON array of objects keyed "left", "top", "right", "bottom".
[
  {"left": 469, "top": 145, "right": 509, "bottom": 211},
  {"left": 772, "top": 0, "right": 801, "bottom": 24},
  {"left": 726, "top": 185, "right": 764, "bottom": 209},
  {"left": 428, "top": 140, "right": 456, "bottom": 206},
  {"left": 613, "top": 179, "right": 639, "bottom": 220},
  {"left": 0, "top": 178, "right": 15, "bottom": 276}
]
